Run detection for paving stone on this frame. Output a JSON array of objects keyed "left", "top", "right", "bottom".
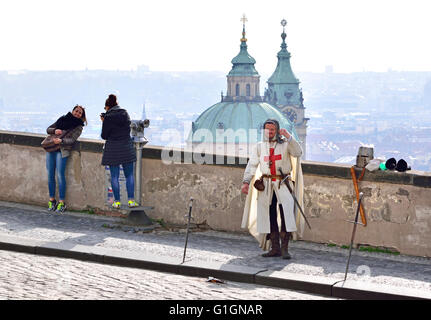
[
  {"left": 0, "top": 250, "right": 334, "bottom": 300},
  {"left": 0, "top": 202, "right": 430, "bottom": 299}
]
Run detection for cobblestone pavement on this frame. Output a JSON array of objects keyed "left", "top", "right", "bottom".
[
  {"left": 0, "top": 250, "right": 335, "bottom": 300},
  {"left": 0, "top": 202, "right": 430, "bottom": 293}
]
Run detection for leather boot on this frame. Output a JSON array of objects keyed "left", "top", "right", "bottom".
[
  {"left": 262, "top": 232, "right": 281, "bottom": 257},
  {"left": 280, "top": 231, "right": 291, "bottom": 259}
]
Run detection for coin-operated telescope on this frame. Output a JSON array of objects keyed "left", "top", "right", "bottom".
[
  {"left": 130, "top": 119, "right": 150, "bottom": 144},
  {"left": 128, "top": 119, "right": 153, "bottom": 225},
  {"left": 130, "top": 119, "right": 150, "bottom": 204}
]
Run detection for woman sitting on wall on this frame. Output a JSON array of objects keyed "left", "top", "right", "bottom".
[
  {"left": 45, "top": 105, "right": 87, "bottom": 213},
  {"left": 100, "top": 94, "right": 138, "bottom": 209}
]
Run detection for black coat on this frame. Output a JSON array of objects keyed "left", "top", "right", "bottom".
[{"left": 101, "top": 106, "right": 136, "bottom": 166}]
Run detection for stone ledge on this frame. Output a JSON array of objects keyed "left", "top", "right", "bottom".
[
  {"left": 0, "top": 130, "right": 104, "bottom": 153},
  {"left": 302, "top": 160, "right": 431, "bottom": 188},
  {"left": 1, "top": 130, "right": 430, "bottom": 187}
]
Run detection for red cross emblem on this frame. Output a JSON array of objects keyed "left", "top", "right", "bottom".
[{"left": 264, "top": 148, "right": 282, "bottom": 180}]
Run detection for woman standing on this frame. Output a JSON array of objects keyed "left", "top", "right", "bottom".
[
  {"left": 46, "top": 105, "right": 86, "bottom": 213},
  {"left": 101, "top": 94, "right": 138, "bottom": 209}
]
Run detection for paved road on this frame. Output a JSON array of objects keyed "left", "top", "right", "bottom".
[
  {"left": 0, "top": 202, "right": 430, "bottom": 295},
  {"left": 0, "top": 250, "right": 335, "bottom": 300}
]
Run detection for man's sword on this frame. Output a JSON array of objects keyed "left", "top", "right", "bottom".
[
  {"left": 278, "top": 168, "right": 311, "bottom": 230},
  {"left": 182, "top": 197, "right": 194, "bottom": 264}
]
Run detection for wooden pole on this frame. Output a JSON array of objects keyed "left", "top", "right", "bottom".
[{"left": 350, "top": 166, "right": 367, "bottom": 226}]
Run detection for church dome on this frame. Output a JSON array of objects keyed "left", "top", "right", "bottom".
[
  {"left": 188, "top": 101, "right": 297, "bottom": 144},
  {"left": 187, "top": 16, "right": 299, "bottom": 147}
]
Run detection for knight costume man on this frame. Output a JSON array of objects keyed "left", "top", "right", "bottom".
[{"left": 241, "top": 119, "right": 305, "bottom": 259}]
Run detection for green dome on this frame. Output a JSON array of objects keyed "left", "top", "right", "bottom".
[{"left": 188, "top": 101, "right": 298, "bottom": 144}]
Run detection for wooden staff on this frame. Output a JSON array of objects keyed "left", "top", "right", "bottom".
[
  {"left": 344, "top": 192, "right": 364, "bottom": 281},
  {"left": 350, "top": 166, "right": 367, "bottom": 226}
]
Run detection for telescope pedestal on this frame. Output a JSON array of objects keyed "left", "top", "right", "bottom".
[
  {"left": 129, "top": 119, "right": 154, "bottom": 227},
  {"left": 127, "top": 206, "right": 154, "bottom": 226}
]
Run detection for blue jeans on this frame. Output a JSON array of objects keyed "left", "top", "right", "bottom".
[
  {"left": 46, "top": 151, "right": 69, "bottom": 200},
  {"left": 109, "top": 162, "right": 135, "bottom": 202}
]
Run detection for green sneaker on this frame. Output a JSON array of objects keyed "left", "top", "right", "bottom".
[
  {"left": 128, "top": 200, "right": 139, "bottom": 208},
  {"left": 48, "top": 199, "right": 57, "bottom": 212},
  {"left": 112, "top": 201, "right": 121, "bottom": 209},
  {"left": 56, "top": 202, "right": 67, "bottom": 214}
]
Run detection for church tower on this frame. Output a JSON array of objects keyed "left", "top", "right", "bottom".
[
  {"left": 187, "top": 15, "right": 298, "bottom": 157},
  {"left": 224, "top": 14, "right": 262, "bottom": 102},
  {"left": 265, "top": 19, "right": 309, "bottom": 158}
]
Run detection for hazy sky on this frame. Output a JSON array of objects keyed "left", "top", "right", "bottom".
[{"left": 1, "top": 0, "right": 431, "bottom": 74}]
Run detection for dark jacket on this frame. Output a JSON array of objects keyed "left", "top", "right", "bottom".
[
  {"left": 47, "top": 123, "right": 83, "bottom": 158},
  {"left": 101, "top": 106, "right": 136, "bottom": 166}
]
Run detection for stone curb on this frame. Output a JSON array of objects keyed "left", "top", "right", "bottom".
[
  {"left": 331, "top": 280, "right": 431, "bottom": 300},
  {"left": 255, "top": 270, "right": 335, "bottom": 297},
  {"left": 0, "top": 234, "right": 429, "bottom": 300}
]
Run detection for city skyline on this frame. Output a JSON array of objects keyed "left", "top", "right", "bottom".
[
  {"left": 1, "top": 68, "right": 430, "bottom": 171},
  {"left": 1, "top": 0, "right": 431, "bottom": 74}
]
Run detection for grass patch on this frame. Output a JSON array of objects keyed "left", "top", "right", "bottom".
[
  {"left": 67, "top": 208, "right": 95, "bottom": 215},
  {"left": 151, "top": 218, "right": 167, "bottom": 228},
  {"left": 327, "top": 243, "right": 400, "bottom": 255},
  {"left": 359, "top": 246, "right": 400, "bottom": 255}
]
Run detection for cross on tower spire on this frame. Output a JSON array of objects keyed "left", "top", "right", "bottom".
[
  {"left": 281, "top": 19, "right": 287, "bottom": 44},
  {"left": 241, "top": 14, "right": 248, "bottom": 25},
  {"left": 240, "top": 14, "right": 248, "bottom": 42},
  {"left": 281, "top": 19, "right": 287, "bottom": 32}
]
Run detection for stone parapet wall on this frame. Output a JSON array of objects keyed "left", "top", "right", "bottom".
[{"left": 1, "top": 130, "right": 430, "bottom": 257}]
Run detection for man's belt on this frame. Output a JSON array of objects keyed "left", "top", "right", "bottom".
[{"left": 261, "top": 174, "right": 284, "bottom": 180}]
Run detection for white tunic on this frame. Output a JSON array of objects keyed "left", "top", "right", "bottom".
[{"left": 241, "top": 136, "right": 304, "bottom": 246}]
